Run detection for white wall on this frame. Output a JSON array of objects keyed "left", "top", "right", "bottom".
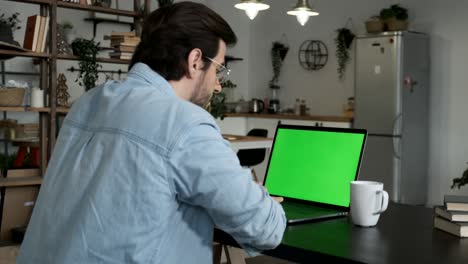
[
  {"left": 3, "top": 0, "right": 468, "bottom": 205},
  {"left": 240, "top": 0, "right": 468, "bottom": 205}
]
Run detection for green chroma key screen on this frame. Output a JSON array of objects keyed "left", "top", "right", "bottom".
[{"left": 264, "top": 127, "right": 366, "bottom": 207}]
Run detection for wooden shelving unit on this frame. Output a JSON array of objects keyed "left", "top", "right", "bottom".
[
  {"left": 1, "top": 0, "right": 150, "bottom": 178},
  {"left": 57, "top": 1, "right": 139, "bottom": 17},
  {"left": 0, "top": 49, "right": 49, "bottom": 59},
  {"left": 0, "top": 176, "right": 42, "bottom": 187},
  {"left": 57, "top": 54, "right": 131, "bottom": 64}
]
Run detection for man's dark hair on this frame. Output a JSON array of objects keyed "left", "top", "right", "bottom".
[{"left": 129, "top": 1, "right": 237, "bottom": 81}]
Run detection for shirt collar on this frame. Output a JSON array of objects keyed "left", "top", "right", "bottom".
[{"left": 127, "top": 63, "right": 177, "bottom": 97}]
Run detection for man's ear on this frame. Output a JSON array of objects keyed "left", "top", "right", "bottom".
[{"left": 187, "top": 48, "right": 203, "bottom": 79}]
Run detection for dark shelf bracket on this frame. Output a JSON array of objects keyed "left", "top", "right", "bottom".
[{"left": 84, "top": 18, "right": 135, "bottom": 38}]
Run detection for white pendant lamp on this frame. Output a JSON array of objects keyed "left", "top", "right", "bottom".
[
  {"left": 287, "top": 0, "right": 319, "bottom": 26},
  {"left": 235, "top": 0, "right": 270, "bottom": 20}
]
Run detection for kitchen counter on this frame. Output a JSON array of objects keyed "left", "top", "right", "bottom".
[{"left": 224, "top": 113, "right": 353, "bottom": 123}]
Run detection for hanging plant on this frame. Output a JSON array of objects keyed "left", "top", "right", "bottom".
[
  {"left": 71, "top": 38, "right": 101, "bottom": 91},
  {"left": 269, "top": 41, "right": 289, "bottom": 89},
  {"left": 335, "top": 28, "right": 355, "bottom": 80}
]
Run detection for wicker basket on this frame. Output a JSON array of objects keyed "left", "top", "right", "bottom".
[
  {"left": 0, "top": 88, "right": 25, "bottom": 106},
  {"left": 365, "top": 20, "right": 384, "bottom": 33}
]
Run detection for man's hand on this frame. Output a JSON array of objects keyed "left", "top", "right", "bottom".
[
  {"left": 257, "top": 181, "right": 284, "bottom": 203},
  {"left": 272, "top": 196, "right": 284, "bottom": 203}
]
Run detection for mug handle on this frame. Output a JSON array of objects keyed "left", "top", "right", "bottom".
[{"left": 373, "top": 190, "right": 389, "bottom": 215}]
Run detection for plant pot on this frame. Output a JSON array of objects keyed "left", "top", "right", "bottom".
[
  {"left": 365, "top": 20, "right": 384, "bottom": 34},
  {"left": 386, "top": 17, "right": 408, "bottom": 31},
  {"left": 93, "top": 0, "right": 111, "bottom": 8}
]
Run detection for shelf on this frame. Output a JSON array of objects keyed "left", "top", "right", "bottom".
[
  {"left": 0, "top": 49, "right": 49, "bottom": 59},
  {"left": 0, "top": 107, "right": 70, "bottom": 113},
  {"left": 84, "top": 17, "right": 135, "bottom": 26},
  {"left": 85, "top": 17, "right": 135, "bottom": 37},
  {"left": 224, "top": 113, "right": 353, "bottom": 122},
  {"left": 58, "top": 54, "right": 130, "bottom": 64},
  {"left": 57, "top": 1, "right": 139, "bottom": 17},
  {"left": 9, "top": 0, "right": 51, "bottom": 5},
  {"left": 0, "top": 107, "right": 26, "bottom": 112},
  {"left": 0, "top": 176, "right": 42, "bottom": 187},
  {"left": 57, "top": 107, "right": 70, "bottom": 113}
]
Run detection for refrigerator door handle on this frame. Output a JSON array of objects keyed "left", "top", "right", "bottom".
[
  {"left": 392, "top": 113, "right": 402, "bottom": 136},
  {"left": 392, "top": 113, "right": 402, "bottom": 159},
  {"left": 393, "top": 136, "right": 401, "bottom": 159}
]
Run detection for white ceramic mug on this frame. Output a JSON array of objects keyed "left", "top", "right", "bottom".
[{"left": 350, "top": 181, "right": 389, "bottom": 227}]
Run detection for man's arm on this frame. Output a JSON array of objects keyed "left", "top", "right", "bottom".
[{"left": 168, "top": 122, "right": 286, "bottom": 252}]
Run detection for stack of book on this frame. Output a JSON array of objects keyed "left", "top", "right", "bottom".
[
  {"left": 106, "top": 32, "right": 140, "bottom": 60},
  {"left": 433, "top": 194, "right": 468, "bottom": 237},
  {"left": 59, "top": 0, "right": 93, "bottom": 5},
  {"left": 23, "top": 15, "right": 50, "bottom": 53}
]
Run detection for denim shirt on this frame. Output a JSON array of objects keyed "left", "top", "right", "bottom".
[{"left": 17, "top": 63, "right": 286, "bottom": 264}]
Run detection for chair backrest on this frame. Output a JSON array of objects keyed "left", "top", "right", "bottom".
[{"left": 237, "top": 129, "right": 268, "bottom": 167}]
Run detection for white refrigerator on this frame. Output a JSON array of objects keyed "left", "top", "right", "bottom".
[{"left": 353, "top": 31, "right": 430, "bottom": 205}]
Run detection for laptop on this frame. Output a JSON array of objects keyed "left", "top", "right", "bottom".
[{"left": 263, "top": 124, "right": 367, "bottom": 225}]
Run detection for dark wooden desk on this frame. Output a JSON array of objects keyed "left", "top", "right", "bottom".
[{"left": 215, "top": 203, "right": 468, "bottom": 264}]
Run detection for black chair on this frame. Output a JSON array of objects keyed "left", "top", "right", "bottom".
[{"left": 236, "top": 128, "right": 268, "bottom": 182}]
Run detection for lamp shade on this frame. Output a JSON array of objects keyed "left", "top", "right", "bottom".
[
  {"left": 235, "top": 0, "right": 270, "bottom": 20},
  {"left": 287, "top": 0, "right": 319, "bottom": 26}
]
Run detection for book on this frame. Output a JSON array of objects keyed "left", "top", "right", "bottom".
[
  {"left": 35, "top": 16, "right": 46, "bottom": 52},
  {"left": 114, "top": 45, "right": 136, "bottom": 52},
  {"left": 109, "top": 51, "right": 133, "bottom": 57},
  {"left": 434, "top": 206, "right": 468, "bottom": 222},
  {"left": 111, "top": 31, "right": 136, "bottom": 37},
  {"left": 40, "top": 16, "right": 50, "bottom": 53},
  {"left": 444, "top": 195, "right": 468, "bottom": 211},
  {"left": 23, "top": 15, "right": 40, "bottom": 51},
  {"left": 434, "top": 216, "right": 468, "bottom": 237}
]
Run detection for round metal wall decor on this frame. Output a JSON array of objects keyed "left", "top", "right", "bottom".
[{"left": 298, "top": 40, "right": 328, "bottom": 71}]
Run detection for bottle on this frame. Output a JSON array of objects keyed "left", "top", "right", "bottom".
[
  {"left": 300, "top": 99, "right": 307, "bottom": 116},
  {"left": 294, "top": 98, "right": 300, "bottom": 115}
]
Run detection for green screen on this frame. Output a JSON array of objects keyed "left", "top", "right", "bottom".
[{"left": 264, "top": 128, "right": 365, "bottom": 207}]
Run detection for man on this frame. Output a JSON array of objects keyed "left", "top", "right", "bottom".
[{"left": 17, "top": 2, "right": 286, "bottom": 263}]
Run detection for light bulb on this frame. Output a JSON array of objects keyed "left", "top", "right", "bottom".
[
  {"left": 234, "top": 1, "right": 270, "bottom": 20},
  {"left": 296, "top": 11, "right": 310, "bottom": 26},
  {"left": 245, "top": 8, "right": 259, "bottom": 20}
]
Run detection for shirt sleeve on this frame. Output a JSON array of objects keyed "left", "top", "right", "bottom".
[{"left": 168, "top": 121, "right": 286, "bottom": 252}]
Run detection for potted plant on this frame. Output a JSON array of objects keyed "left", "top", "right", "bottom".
[
  {"left": 335, "top": 28, "right": 355, "bottom": 80},
  {"left": 0, "top": 12, "right": 22, "bottom": 51},
  {"left": 0, "top": 12, "right": 21, "bottom": 32},
  {"left": 451, "top": 163, "right": 468, "bottom": 189},
  {"left": 379, "top": 4, "right": 409, "bottom": 31},
  {"left": 71, "top": 38, "right": 101, "bottom": 91},
  {"left": 93, "top": 0, "right": 112, "bottom": 8},
  {"left": 209, "top": 79, "right": 238, "bottom": 119},
  {"left": 365, "top": 15, "right": 384, "bottom": 34}
]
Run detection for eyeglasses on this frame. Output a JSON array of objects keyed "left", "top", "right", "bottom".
[{"left": 205, "top": 56, "right": 231, "bottom": 83}]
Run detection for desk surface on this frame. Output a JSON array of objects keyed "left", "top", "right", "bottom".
[
  {"left": 215, "top": 203, "right": 468, "bottom": 264},
  {"left": 223, "top": 134, "right": 273, "bottom": 151}
]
